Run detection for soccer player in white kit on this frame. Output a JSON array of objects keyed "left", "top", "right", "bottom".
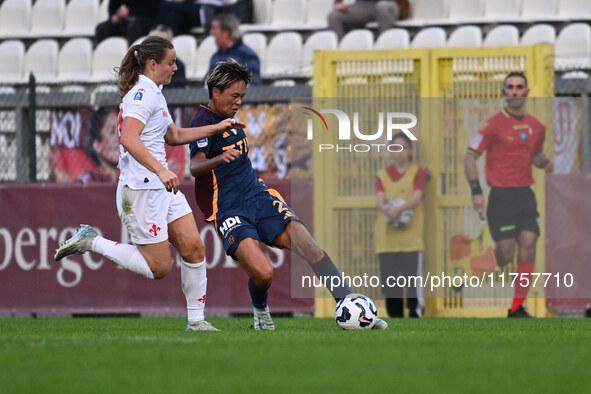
[{"left": 54, "top": 36, "right": 245, "bottom": 331}]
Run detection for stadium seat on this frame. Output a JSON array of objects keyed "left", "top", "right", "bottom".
[
  {"left": 375, "top": 28, "right": 410, "bottom": 50},
  {"left": 131, "top": 36, "right": 147, "bottom": 48},
  {"left": 339, "top": 29, "right": 374, "bottom": 51},
  {"left": 0, "top": 0, "right": 32, "bottom": 39},
  {"left": 60, "top": 84, "right": 87, "bottom": 93},
  {"left": 263, "top": 32, "right": 303, "bottom": 77},
  {"left": 30, "top": 0, "right": 65, "bottom": 37},
  {"left": 242, "top": 0, "right": 272, "bottom": 31},
  {"left": 172, "top": 35, "right": 197, "bottom": 79},
  {"left": 270, "top": 0, "right": 306, "bottom": 28},
  {"left": 92, "top": 83, "right": 118, "bottom": 94},
  {"left": 272, "top": 79, "right": 297, "bottom": 86},
  {"left": 561, "top": 70, "right": 589, "bottom": 79},
  {"left": 555, "top": 23, "right": 591, "bottom": 70},
  {"left": 410, "top": 27, "right": 446, "bottom": 49},
  {"left": 24, "top": 39, "right": 59, "bottom": 84},
  {"left": 521, "top": 0, "right": 560, "bottom": 22},
  {"left": 447, "top": 25, "right": 482, "bottom": 47},
  {"left": 397, "top": 0, "right": 447, "bottom": 27},
  {"left": 300, "top": 30, "right": 338, "bottom": 76},
  {"left": 63, "top": 0, "right": 98, "bottom": 37},
  {"left": 483, "top": 25, "right": 519, "bottom": 47},
  {"left": 57, "top": 38, "right": 93, "bottom": 82},
  {"left": 243, "top": 32, "right": 267, "bottom": 65},
  {"left": 194, "top": 35, "right": 217, "bottom": 80},
  {"left": 305, "top": 0, "right": 333, "bottom": 29},
  {"left": 520, "top": 24, "right": 556, "bottom": 46},
  {"left": 0, "top": 40, "right": 26, "bottom": 83},
  {"left": 97, "top": 0, "right": 109, "bottom": 23},
  {"left": 90, "top": 37, "right": 128, "bottom": 82},
  {"left": 558, "top": 0, "right": 591, "bottom": 21},
  {"left": 431, "top": 0, "right": 485, "bottom": 25},
  {"left": 483, "top": 0, "right": 522, "bottom": 23},
  {"left": 0, "top": 86, "right": 17, "bottom": 94}
]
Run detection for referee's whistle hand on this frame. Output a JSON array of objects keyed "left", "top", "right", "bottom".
[{"left": 472, "top": 194, "right": 485, "bottom": 214}]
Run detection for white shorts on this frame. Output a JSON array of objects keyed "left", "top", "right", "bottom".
[{"left": 116, "top": 183, "right": 193, "bottom": 245}]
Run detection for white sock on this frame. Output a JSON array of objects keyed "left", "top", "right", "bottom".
[
  {"left": 90, "top": 236, "right": 154, "bottom": 279},
  {"left": 181, "top": 259, "right": 207, "bottom": 324}
]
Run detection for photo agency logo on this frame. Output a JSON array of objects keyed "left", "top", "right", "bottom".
[{"left": 302, "top": 106, "right": 418, "bottom": 153}]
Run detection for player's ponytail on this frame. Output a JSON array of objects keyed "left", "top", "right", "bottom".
[{"left": 116, "top": 36, "right": 174, "bottom": 99}]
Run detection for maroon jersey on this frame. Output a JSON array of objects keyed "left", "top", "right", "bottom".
[{"left": 467, "top": 109, "right": 545, "bottom": 188}]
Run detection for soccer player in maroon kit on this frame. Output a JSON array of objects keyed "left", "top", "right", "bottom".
[{"left": 464, "top": 72, "right": 553, "bottom": 318}]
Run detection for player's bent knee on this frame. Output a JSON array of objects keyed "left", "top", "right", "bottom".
[
  {"left": 495, "top": 250, "right": 514, "bottom": 267},
  {"left": 252, "top": 267, "right": 274, "bottom": 289},
  {"left": 181, "top": 241, "right": 205, "bottom": 263},
  {"left": 151, "top": 264, "right": 172, "bottom": 279}
]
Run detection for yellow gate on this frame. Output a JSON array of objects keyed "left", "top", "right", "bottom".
[{"left": 311, "top": 45, "right": 554, "bottom": 318}]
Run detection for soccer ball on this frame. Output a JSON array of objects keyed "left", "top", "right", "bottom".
[
  {"left": 334, "top": 293, "right": 378, "bottom": 330},
  {"left": 383, "top": 198, "right": 414, "bottom": 228}
]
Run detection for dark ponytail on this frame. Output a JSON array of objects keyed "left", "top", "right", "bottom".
[{"left": 116, "top": 36, "right": 174, "bottom": 99}]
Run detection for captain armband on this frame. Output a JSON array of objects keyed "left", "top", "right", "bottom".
[{"left": 469, "top": 180, "right": 483, "bottom": 196}]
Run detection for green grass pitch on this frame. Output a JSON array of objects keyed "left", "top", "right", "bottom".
[{"left": 1, "top": 317, "right": 590, "bottom": 393}]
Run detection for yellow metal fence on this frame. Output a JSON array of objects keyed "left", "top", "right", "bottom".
[{"left": 311, "top": 45, "right": 554, "bottom": 318}]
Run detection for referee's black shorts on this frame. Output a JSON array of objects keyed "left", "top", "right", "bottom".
[{"left": 486, "top": 187, "right": 540, "bottom": 242}]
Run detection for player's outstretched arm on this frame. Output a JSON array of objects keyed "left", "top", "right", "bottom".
[
  {"left": 165, "top": 118, "right": 247, "bottom": 146},
  {"left": 190, "top": 149, "right": 241, "bottom": 177}
]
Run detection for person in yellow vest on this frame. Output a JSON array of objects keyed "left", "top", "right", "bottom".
[{"left": 375, "top": 132, "right": 426, "bottom": 318}]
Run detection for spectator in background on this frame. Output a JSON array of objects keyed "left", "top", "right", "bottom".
[
  {"left": 199, "top": 0, "right": 252, "bottom": 31},
  {"left": 78, "top": 109, "right": 120, "bottom": 184},
  {"left": 151, "top": 0, "right": 202, "bottom": 36},
  {"left": 208, "top": 13, "right": 260, "bottom": 85},
  {"left": 327, "top": 0, "right": 409, "bottom": 39},
  {"left": 95, "top": 0, "right": 162, "bottom": 45},
  {"left": 374, "top": 132, "right": 426, "bottom": 318},
  {"left": 152, "top": 0, "right": 252, "bottom": 36},
  {"left": 150, "top": 26, "right": 187, "bottom": 88}
]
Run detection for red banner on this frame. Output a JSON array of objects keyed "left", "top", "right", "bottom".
[{"left": 0, "top": 180, "right": 314, "bottom": 316}]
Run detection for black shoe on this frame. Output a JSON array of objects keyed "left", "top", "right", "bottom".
[{"left": 508, "top": 305, "right": 534, "bottom": 318}]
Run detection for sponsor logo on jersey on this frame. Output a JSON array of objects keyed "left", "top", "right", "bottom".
[
  {"left": 162, "top": 110, "right": 168, "bottom": 117},
  {"left": 513, "top": 124, "right": 530, "bottom": 130},
  {"left": 197, "top": 138, "right": 208, "bottom": 148},
  {"left": 133, "top": 91, "right": 143, "bottom": 101},
  {"left": 519, "top": 131, "right": 528, "bottom": 141},
  {"left": 219, "top": 216, "right": 242, "bottom": 236}
]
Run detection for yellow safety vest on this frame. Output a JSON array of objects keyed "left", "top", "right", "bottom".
[{"left": 374, "top": 163, "right": 424, "bottom": 253}]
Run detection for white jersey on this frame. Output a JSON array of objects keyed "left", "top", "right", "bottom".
[{"left": 117, "top": 74, "right": 173, "bottom": 189}]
